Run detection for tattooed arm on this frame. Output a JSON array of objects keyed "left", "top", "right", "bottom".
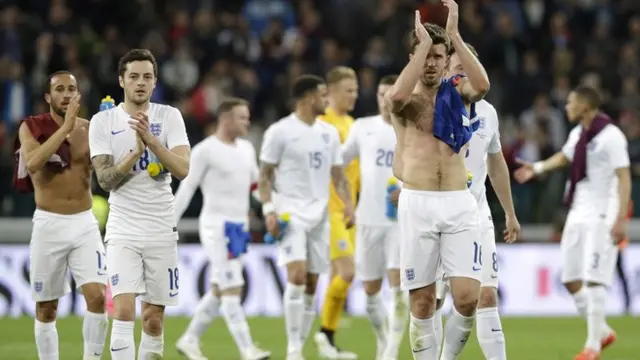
[
  {"left": 92, "top": 151, "right": 141, "bottom": 191},
  {"left": 258, "top": 162, "right": 277, "bottom": 209}
]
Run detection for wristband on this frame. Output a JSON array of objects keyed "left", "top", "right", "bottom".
[
  {"left": 262, "top": 202, "right": 276, "bottom": 215},
  {"left": 532, "top": 161, "right": 544, "bottom": 175}
]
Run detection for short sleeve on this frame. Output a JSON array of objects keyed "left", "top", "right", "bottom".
[
  {"left": 562, "top": 128, "right": 581, "bottom": 161},
  {"left": 166, "top": 107, "right": 190, "bottom": 149},
  {"left": 89, "top": 113, "right": 112, "bottom": 158},
  {"left": 260, "top": 124, "right": 284, "bottom": 165},
  {"left": 332, "top": 129, "right": 344, "bottom": 166},
  {"left": 606, "top": 127, "right": 630, "bottom": 169},
  {"left": 487, "top": 110, "right": 502, "bottom": 154},
  {"left": 341, "top": 121, "right": 360, "bottom": 164}
]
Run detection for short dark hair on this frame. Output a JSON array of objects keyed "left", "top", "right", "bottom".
[
  {"left": 291, "top": 75, "right": 325, "bottom": 100},
  {"left": 45, "top": 70, "right": 74, "bottom": 94},
  {"left": 118, "top": 49, "right": 158, "bottom": 77},
  {"left": 410, "top": 23, "right": 451, "bottom": 54},
  {"left": 573, "top": 85, "right": 601, "bottom": 109},
  {"left": 217, "top": 97, "right": 249, "bottom": 117},
  {"left": 379, "top": 75, "right": 398, "bottom": 86}
]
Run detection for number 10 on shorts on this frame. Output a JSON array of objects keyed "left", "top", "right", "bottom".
[{"left": 473, "top": 241, "right": 482, "bottom": 271}]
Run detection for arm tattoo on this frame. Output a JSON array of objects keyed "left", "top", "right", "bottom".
[
  {"left": 92, "top": 155, "right": 129, "bottom": 191},
  {"left": 331, "top": 167, "right": 352, "bottom": 204},
  {"left": 258, "top": 163, "right": 276, "bottom": 203}
]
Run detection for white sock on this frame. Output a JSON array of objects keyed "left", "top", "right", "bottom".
[
  {"left": 35, "top": 320, "right": 59, "bottom": 360},
  {"left": 434, "top": 307, "right": 444, "bottom": 356},
  {"left": 573, "top": 287, "right": 612, "bottom": 339},
  {"left": 385, "top": 287, "right": 409, "bottom": 358},
  {"left": 138, "top": 331, "right": 164, "bottom": 359},
  {"left": 301, "top": 293, "right": 316, "bottom": 344},
  {"left": 184, "top": 291, "right": 220, "bottom": 340},
  {"left": 110, "top": 320, "right": 135, "bottom": 360},
  {"left": 440, "top": 307, "right": 474, "bottom": 360},
  {"left": 586, "top": 286, "right": 606, "bottom": 351},
  {"left": 409, "top": 314, "right": 438, "bottom": 359},
  {"left": 220, "top": 295, "right": 254, "bottom": 352},
  {"left": 365, "top": 291, "right": 387, "bottom": 354},
  {"left": 572, "top": 287, "right": 588, "bottom": 316},
  {"left": 476, "top": 307, "right": 506, "bottom": 360},
  {"left": 83, "top": 311, "right": 109, "bottom": 359},
  {"left": 284, "top": 282, "right": 305, "bottom": 353}
]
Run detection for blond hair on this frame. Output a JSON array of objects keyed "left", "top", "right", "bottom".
[{"left": 326, "top": 66, "right": 357, "bottom": 86}]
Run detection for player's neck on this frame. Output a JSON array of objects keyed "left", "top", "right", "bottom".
[
  {"left": 214, "top": 129, "right": 237, "bottom": 144},
  {"left": 122, "top": 100, "right": 150, "bottom": 116},
  {"left": 49, "top": 110, "right": 64, "bottom": 126},
  {"left": 381, "top": 113, "right": 392, "bottom": 125},
  {"left": 294, "top": 108, "right": 316, "bottom": 125},
  {"left": 579, "top": 110, "right": 598, "bottom": 129},
  {"left": 327, "top": 103, "right": 348, "bottom": 116}
]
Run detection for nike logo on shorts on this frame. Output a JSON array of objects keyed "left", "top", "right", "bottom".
[
  {"left": 169, "top": 292, "right": 178, "bottom": 297},
  {"left": 97, "top": 271, "right": 107, "bottom": 276},
  {"left": 111, "top": 129, "right": 125, "bottom": 135},
  {"left": 412, "top": 346, "right": 432, "bottom": 353},
  {"left": 491, "top": 328, "right": 502, "bottom": 332},
  {"left": 472, "top": 266, "right": 481, "bottom": 271},
  {"left": 111, "top": 346, "right": 129, "bottom": 352}
]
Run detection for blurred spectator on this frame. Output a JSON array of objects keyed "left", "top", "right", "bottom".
[{"left": 0, "top": 0, "right": 640, "bottom": 227}]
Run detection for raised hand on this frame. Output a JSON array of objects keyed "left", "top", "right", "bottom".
[
  {"left": 62, "top": 94, "right": 81, "bottom": 134},
  {"left": 414, "top": 10, "right": 432, "bottom": 45},
  {"left": 442, "top": 0, "right": 459, "bottom": 36},
  {"left": 128, "top": 111, "right": 153, "bottom": 144},
  {"left": 513, "top": 158, "right": 536, "bottom": 184}
]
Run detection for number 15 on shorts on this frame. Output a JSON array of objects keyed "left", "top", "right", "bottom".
[{"left": 472, "top": 241, "right": 482, "bottom": 272}]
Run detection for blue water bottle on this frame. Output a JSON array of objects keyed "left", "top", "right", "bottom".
[
  {"left": 386, "top": 177, "right": 399, "bottom": 220},
  {"left": 264, "top": 212, "right": 290, "bottom": 244},
  {"left": 100, "top": 96, "right": 115, "bottom": 111}
]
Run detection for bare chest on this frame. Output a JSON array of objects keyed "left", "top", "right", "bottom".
[{"left": 400, "top": 93, "right": 436, "bottom": 133}]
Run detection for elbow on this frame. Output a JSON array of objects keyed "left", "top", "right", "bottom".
[
  {"left": 387, "top": 89, "right": 409, "bottom": 104},
  {"left": 97, "top": 179, "right": 113, "bottom": 192},
  {"left": 26, "top": 161, "right": 41, "bottom": 174},
  {"left": 174, "top": 165, "right": 190, "bottom": 180}
]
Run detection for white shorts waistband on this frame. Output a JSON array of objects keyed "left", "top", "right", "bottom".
[
  {"left": 400, "top": 189, "right": 470, "bottom": 197},
  {"left": 34, "top": 208, "right": 94, "bottom": 221}
]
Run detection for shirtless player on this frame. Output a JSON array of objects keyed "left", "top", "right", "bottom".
[
  {"left": 384, "top": 2, "right": 490, "bottom": 358},
  {"left": 16, "top": 71, "right": 108, "bottom": 359}
]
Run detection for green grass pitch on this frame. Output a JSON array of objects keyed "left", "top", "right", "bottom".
[{"left": 0, "top": 316, "right": 637, "bottom": 359}]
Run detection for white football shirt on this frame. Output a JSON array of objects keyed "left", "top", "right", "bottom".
[
  {"left": 174, "top": 136, "right": 258, "bottom": 226},
  {"left": 342, "top": 115, "right": 396, "bottom": 226},
  {"left": 89, "top": 103, "right": 190, "bottom": 241},
  {"left": 465, "top": 100, "right": 501, "bottom": 226},
  {"left": 561, "top": 122, "right": 629, "bottom": 218},
  {"left": 260, "top": 113, "right": 343, "bottom": 227}
]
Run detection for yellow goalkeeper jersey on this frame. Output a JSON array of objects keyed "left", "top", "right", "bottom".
[{"left": 319, "top": 108, "right": 360, "bottom": 214}]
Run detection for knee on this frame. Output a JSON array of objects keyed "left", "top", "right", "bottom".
[
  {"left": 452, "top": 290, "right": 479, "bottom": 316},
  {"left": 36, "top": 300, "right": 58, "bottom": 322},
  {"left": 113, "top": 295, "right": 136, "bottom": 321},
  {"left": 477, "top": 287, "right": 498, "bottom": 309},
  {"left": 287, "top": 264, "right": 308, "bottom": 286},
  {"left": 363, "top": 280, "right": 382, "bottom": 296},
  {"left": 142, "top": 306, "right": 165, "bottom": 336},
  {"left": 564, "top": 281, "right": 582, "bottom": 294},
  {"left": 409, "top": 289, "right": 436, "bottom": 319},
  {"left": 333, "top": 257, "right": 355, "bottom": 283},
  {"left": 83, "top": 284, "right": 106, "bottom": 312}
]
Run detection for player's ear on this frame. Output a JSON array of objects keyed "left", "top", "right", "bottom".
[
  {"left": 118, "top": 76, "right": 125, "bottom": 89},
  {"left": 409, "top": 53, "right": 413, "bottom": 61},
  {"left": 44, "top": 93, "right": 51, "bottom": 105}
]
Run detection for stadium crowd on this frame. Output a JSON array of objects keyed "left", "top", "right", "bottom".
[{"left": 2, "top": 0, "right": 640, "bottom": 227}]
